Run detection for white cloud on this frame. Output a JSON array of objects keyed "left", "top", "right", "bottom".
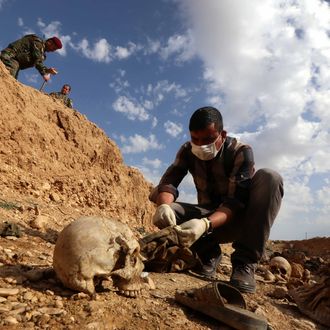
[
  {"left": 176, "top": 174, "right": 197, "bottom": 203},
  {"left": 164, "top": 120, "right": 183, "bottom": 137},
  {"left": 23, "top": 72, "right": 39, "bottom": 84},
  {"left": 113, "top": 96, "right": 149, "bottom": 121},
  {"left": 144, "top": 33, "right": 195, "bottom": 63},
  {"left": 109, "top": 74, "right": 130, "bottom": 94},
  {"left": 142, "top": 157, "right": 162, "bottom": 169},
  {"left": 171, "top": 108, "right": 185, "bottom": 117},
  {"left": 121, "top": 134, "right": 164, "bottom": 154},
  {"left": 181, "top": 0, "right": 330, "bottom": 127},
  {"left": 17, "top": 17, "right": 24, "bottom": 27},
  {"left": 145, "top": 80, "right": 188, "bottom": 107},
  {"left": 178, "top": 0, "right": 330, "bottom": 239},
  {"left": 134, "top": 164, "right": 161, "bottom": 186},
  {"left": 151, "top": 117, "right": 158, "bottom": 128},
  {"left": 114, "top": 42, "right": 138, "bottom": 59},
  {"left": 34, "top": 18, "right": 140, "bottom": 62},
  {"left": 145, "top": 38, "right": 161, "bottom": 54},
  {"left": 160, "top": 31, "right": 195, "bottom": 62},
  {"left": 76, "top": 38, "right": 111, "bottom": 63},
  {"left": 110, "top": 76, "right": 188, "bottom": 128},
  {"left": 316, "top": 180, "right": 330, "bottom": 215}
]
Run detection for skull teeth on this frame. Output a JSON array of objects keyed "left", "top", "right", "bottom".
[{"left": 120, "top": 289, "right": 141, "bottom": 298}]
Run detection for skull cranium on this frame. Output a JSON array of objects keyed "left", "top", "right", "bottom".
[
  {"left": 53, "top": 216, "right": 145, "bottom": 296},
  {"left": 270, "top": 256, "right": 292, "bottom": 282}
]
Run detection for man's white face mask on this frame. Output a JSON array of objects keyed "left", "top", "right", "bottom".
[{"left": 191, "top": 135, "right": 224, "bottom": 161}]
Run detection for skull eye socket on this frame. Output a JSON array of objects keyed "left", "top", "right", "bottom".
[
  {"left": 270, "top": 265, "right": 286, "bottom": 274},
  {"left": 280, "top": 268, "right": 287, "bottom": 275}
]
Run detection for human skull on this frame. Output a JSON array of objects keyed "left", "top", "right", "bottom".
[
  {"left": 53, "top": 216, "right": 145, "bottom": 296},
  {"left": 270, "top": 256, "right": 292, "bottom": 282}
]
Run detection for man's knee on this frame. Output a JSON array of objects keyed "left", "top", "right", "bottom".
[
  {"left": 0, "top": 54, "right": 19, "bottom": 78},
  {"left": 253, "top": 168, "right": 283, "bottom": 195}
]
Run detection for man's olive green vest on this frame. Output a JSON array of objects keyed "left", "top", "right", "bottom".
[
  {"left": 50, "top": 92, "right": 73, "bottom": 108},
  {"left": 0, "top": 34, "right": 47, "bottom": 77}
]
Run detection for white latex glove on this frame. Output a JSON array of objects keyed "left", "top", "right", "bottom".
[
  {"left": 152, "top": 204, "right": 177, "bottom": 228},
  {"left": 43, "top": 73, "right": 51, "bottom": 81},
  {"left": 173, "top": 218, "right": 210, "bottom": 247}
]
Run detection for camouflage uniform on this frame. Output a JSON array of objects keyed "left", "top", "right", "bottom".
[
  {"left": 0, "top": 34, "right": 48, "bottom": 79},
  {"left": 49, "top": 92, "right": 73, "bottom": 108}
]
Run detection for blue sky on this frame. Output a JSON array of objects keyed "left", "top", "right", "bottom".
[{"left": 1, "top": 0, "right": 329, "bottom": 240}]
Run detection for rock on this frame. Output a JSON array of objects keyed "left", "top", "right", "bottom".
[
  {"left": 4, "top": 277, "right": 15, "bottom": 284},
  {"left": 268, "top": 286, "right": 288, "bottom": 299},
  {"left": 86, "top": 321, "right": 102, "bottom": 329},
  {"left": 30, "top": 215, "right": 49, "bottom": 230},
  {"left": 23, "top": 292, "right": 34, "bottom": 301},
  {"left": 0, "top": 288, "right": 19, "bottom": 297},
  {"left": 38, "top": 307, "right": 66, "bottom": 315},
  {"left": 254, "top": 306, "right": 268, "bottom": 318},
  {"left": 291, "top": 262, "right": 304, "bottom": 279},
  {"left": 41, "top": 182, "right": 51, "bottom": 191},
  {"left": 9, "top": 306, "right": 26, "bottom": 315},
  {"left": 54, "top": 300, "right": 64, "bottom": 308},
  {"left": 72, "top": 292, "right": 89, "bottom": 300},
  {"left": 0, "top": 305, "right": 11, "bottom": 313},
  {"left": 5, "top": 236, "right": 18, "bottom": 241},
  {"left": 49, "top": 192, "right": 61, "bottom": 202},
  {"left": 3, "top": 316, "right": 19, "bottom": 325}
]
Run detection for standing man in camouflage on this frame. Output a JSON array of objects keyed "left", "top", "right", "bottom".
[
  {"left": 50, "top": 84, "right": 73, "bottom": 108},
  {"left": 0, "top": 34, "right": 62, "bottom": 81}
]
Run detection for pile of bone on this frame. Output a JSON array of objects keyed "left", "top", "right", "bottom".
[
  {"left": 256, "top": 249, "right": 330, "bottom": 328},
  {"left": 257, "top": 249, "right": 327, "bottom": 286}
]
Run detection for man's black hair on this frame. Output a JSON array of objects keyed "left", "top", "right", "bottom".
[
  {"left": 189, "top": 106, "right": 223, "bottom": 132},
  {"left": 63, "top": 84, "right": 71, "bottom": 91}
]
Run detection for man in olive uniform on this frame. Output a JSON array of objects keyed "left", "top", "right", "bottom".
[
  {"left": 0, "top": 34, "right": 62, "bottom": 80},
  {"left": 50, "top": 84, "right": 73, "bottom": 108}
]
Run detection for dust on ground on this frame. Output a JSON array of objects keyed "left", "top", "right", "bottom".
[{"left": 0, "top": 62, "right": 329, "bottom": 329}]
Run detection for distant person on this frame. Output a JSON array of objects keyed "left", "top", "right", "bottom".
[
  {"left": 50, "top": 84, "right": 73, "bottom": 108},
  {"left": 0, "top": 34, "right": 62, "bottom": 80},
  {"left": 150, "top": 106, "right": 284, "bottom": 293}
]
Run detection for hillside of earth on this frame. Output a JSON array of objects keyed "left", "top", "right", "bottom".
[{"left": 0, "top": 62, "right": 329, "bottom": 330}]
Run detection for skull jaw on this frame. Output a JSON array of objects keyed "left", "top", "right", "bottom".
[{"left": 112, "top": 275, "right": 149, "bottom": 298}]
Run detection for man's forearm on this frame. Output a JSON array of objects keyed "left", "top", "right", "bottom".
[{"left": 207, "top": 206, "right": 233, "bottom": 229}]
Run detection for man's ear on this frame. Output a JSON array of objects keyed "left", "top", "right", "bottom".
[{"left": 221, "top": 130, "right": 227, "bottom": 138}]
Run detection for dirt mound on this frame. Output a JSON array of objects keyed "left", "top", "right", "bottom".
[
  {"left": 0, "top": 62, "right": 155, "bottom": 231},
  {"left": 0, "top": 62, "right": 329, "bottom": 330}
]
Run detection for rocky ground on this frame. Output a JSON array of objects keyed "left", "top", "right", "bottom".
[{"left": 0, "top": 62, "right": 329, "bottom": 329}]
